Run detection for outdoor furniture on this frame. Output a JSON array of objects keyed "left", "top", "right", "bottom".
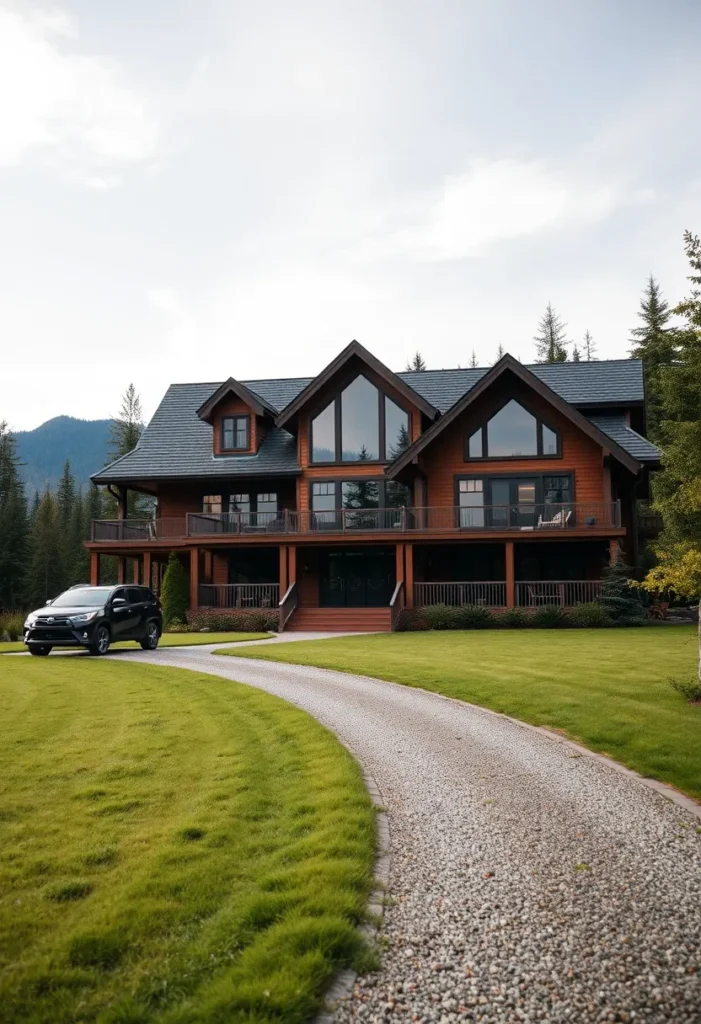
[
  {"left": 537, "top": 509, "right": 572, "bottom": 529},
  {"left": 527, "top": 584, "right": 566, "bottom": 606}
]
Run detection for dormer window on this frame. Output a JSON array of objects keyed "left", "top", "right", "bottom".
[
  {"left": 222, "top": 415, "right": 250, "bottom": 451},
  {"left": 466, "top": 399, "right": 560, "bottom": 460}
]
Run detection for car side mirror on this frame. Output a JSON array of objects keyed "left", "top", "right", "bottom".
[
  {"left": 112, "top": 597, "right": 126, "bottom": 607},
  {"left": 45, "top": 599, "right": 53, "bottom": 606}
]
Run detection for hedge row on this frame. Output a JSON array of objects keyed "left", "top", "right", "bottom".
[
  {"left": 396, "top": 602, "right": 634, "bottom": 631},
  {"left": 184, "top": 609, "right": 280, "bottom": 633}
]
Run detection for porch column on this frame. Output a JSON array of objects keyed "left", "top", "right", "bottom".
[
  {"left": 132, "top": 558, "right": 140, "bottom": 584},
  {"left": 288, "top": 545, "right": 297, "bottom": 585},
  {"left": 395, "top": 542, "right": 405, "bottom": 588},
  {"left": 90, "top": 552, "right": 100, "bottom": 586},
  {"left": 117, "top": 486, "right": 127, "bottom": 520},
  {"left": 279, "top": 545, "right": 288, "bottom": 597},
  {"left": 505, "top": 541, "right": 515, "bottom": 608},
  {"left": 117, "top": 557, "right": 126, "bottom": 584},
  {"left": 189, "top": 548, "right": 200, "bottom": 609},
  {"left": 405, "top": 543, "right": 414, "bottom": 607},
  {"left": 143, "top": 551, "right": 152, "bottom": 591},
  {"left": 609, "top": 538, "right": 621, "bottom": 565}
]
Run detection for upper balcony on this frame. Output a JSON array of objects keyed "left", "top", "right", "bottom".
[{"left": 91, "top": 501, "right": 622, "bottom": 543}]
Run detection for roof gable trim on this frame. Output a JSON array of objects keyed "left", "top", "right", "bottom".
[{"left": 196, "top": 377, "right": 278, "bottom": 422}]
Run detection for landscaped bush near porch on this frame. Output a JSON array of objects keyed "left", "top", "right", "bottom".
[
  {"left": 397, "top": 601, "right": 631, "bottom": 630},
  {"left": 0, "top": 610, "right": 25, "bottom": 642},
  {"left": 187, "top": 608, "right": 279, "bottom": 633}
]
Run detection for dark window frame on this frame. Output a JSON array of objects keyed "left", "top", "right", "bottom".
[
  {"left": 453, "top": 471, "right": 575, "bottom": 509},
  {"left": 201, "top": 489, "right": 280, "bottom": 516},
  {"left": 309, "top": 476, "right": 412, "bottom": 511},
  {"left": 309, "top": 371, "right": 411, "bottom": 465},
  {"left": 220, "top": 414, "right": 251, "bottom": 452},
  {"left": 464, "top": 397, "right": 561, "bottom": 462}
]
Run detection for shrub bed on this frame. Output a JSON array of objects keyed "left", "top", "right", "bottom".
[
  {"left": 0, "top": 611, "right": 25, "bottom": 642},
  {"left": 397, "top": 602, "right": 619, "bottom": 630},
  {"left": 186, "top": 608, "right": 279, "bottom": 633}
]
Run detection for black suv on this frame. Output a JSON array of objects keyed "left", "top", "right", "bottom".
[{"left": 23, "top": 585, "right": 162, "bottom": 656}]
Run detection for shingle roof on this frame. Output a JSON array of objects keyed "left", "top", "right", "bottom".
[
  {"left": 93, "top": 359, "right": 652, "bottom": 482},
  {"left": 586, "top": 415, "right": 661, "bottom": 462}
]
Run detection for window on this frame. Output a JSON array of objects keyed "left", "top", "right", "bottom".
[
  {"left": 310, "top": 374, "right": 411, "bottom": 463},
  {"left": 256, "top": 493, "right": 278, "bottom": 516},
  {"left": 458, "top": 478, "right": 484, "bottom": 528},
  {"left": 342, "top": 480, "right": 379, "bottom": 510},
  {"left": 385, "top": 398, "right": 410, "bottom": 460},
  {"left": 229, "top": 493, "right": 251, "bottom": 523},
  {"left": 127, "top": 587, "right": 142, "bottom": 605},
  {"left": 466, "top": 400, "right": 560, "bottom": 459},
  {"left": 543, "top": 476, "right": 571, "bottom": 504},
  {"left": 311, "top": 403, "right": 336, "bottom": 462},
  {"left": 487, "top": 400, "right": 537, "bottom": 456},
  {"left": 386, "top": 481, "right": 412, "bottom": 508},
  {"left": 221, "top": 415, "right": 250, "bottom": 450},
  {"left": 312, "top": 481, "right": 337, "bottom": 526},
  {"left": 203, "top": 494, "right": 222, "bottom": 514}
]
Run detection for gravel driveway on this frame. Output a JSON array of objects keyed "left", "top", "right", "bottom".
[{"left": 112, "top": 644, "right": 701, "bottom": 1023}]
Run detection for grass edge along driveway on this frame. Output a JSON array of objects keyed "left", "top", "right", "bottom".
[
  {"left": 0, "top": 632, "right": 270, "bottom": 654},
  {"left": 0, "top": 657, "right": 375, "bottom": 1024},
  {"left": 216, "top": 626, "right": 701, "bottom": 801}
]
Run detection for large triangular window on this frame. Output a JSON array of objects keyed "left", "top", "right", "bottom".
[
  {"left": 467, "top": 400, "right": 560, "bottom": 459},
  {"left": 310, "top": 374, "right": 410, "bottom": 463}
]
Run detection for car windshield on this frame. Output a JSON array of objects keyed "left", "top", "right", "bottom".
[{"left": 51, "top": 588, "right": 113, "bottom": 608}]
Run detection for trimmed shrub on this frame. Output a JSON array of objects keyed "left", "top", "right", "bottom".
[
  {"left": 494, "top": 607, "right": 530, "bottom": 629},
  {"left": 186, "top": 608, "right": 279, "bottom": 633},
  {"left": 160, "top": 553, "right": 189, "bottom": 627},
  {"left": 420, "top": 603, "right": 461, "bottom": 630},
  {"left": 0, "top": 611, "right": 25, "bottom": 642},
  {"left": 532, "top": 604, "right": 567, "bottom": 628},
  {"left": 568, "top": 602, "right": 612, "bottom": 628},
  {"left": 395, "top": 609, "right": 428, "bottom": 632},
  {"left": 453, "top": 604, "right": 493, "bottom": 629},
  {"left": 669, "top": 678, "right": 701, "bottom": 703}
]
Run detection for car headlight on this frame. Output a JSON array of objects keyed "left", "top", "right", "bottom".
[
  {"left": 24, "top": 613, "right": 38, "bottom": 627},
  {"left": 69, "top": 611, "right": 100, "bottom": 625}
]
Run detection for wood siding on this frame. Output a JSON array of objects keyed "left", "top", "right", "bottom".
[
  {"left": 419, "top": 380, "right": 606, "bottom": 507},
  {"left": 212, "top": 397, "right": 259, "bottom": 455}
]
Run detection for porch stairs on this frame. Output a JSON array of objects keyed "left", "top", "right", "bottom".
[{"left": 284, "top": 607, "right": 392, "bottom": 633}]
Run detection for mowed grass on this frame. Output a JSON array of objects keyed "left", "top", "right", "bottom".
[
  {"left": 218, "top": 626, "right": 701, "bottom": 799},
  {"left": 0, "top": 659, "right": 375, "bottom": 1024},
  {"left": 0, "top": 633, "right": 270, "bottom": 655}
]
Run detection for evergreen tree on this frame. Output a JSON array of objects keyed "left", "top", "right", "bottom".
[
  {"left": 572, "top": 343, "right": 581, "bottom": 362},
  {"left": 629, "top": 275, "right": 679, "bottom": 437},
  {"left": 68, "top": 490, "right": 89, "bottom": 585},
  {"left": 55, "top": 460, "right": 79, "bottom": 589},
  {"left": 109, "top": 383, "right": 144, "bottom": 460},
  {"left": 469, "top": 351, "right": 478, "bottom": 368},
  {"left": 405, "top": 352, "right": 427, "bottom": 372},
  {"left": 388, "top": 423, "right": 410, "bottom": 461},
  {"left": 495, "top": 343, "right": 505, "bottom": 362},
  {"left": 533, "top": 303, "right": 569, "bottom": 362},
  {"left": 0, "top": 423, "right": 29, "bottom": 609},
  {"left": 599, "top": 550, "right": 645, "bottom": 625},
  {"left": 160, "top": 552, "right": 189, "bottom": 626},
  {"left": 25, "top": 490, "right": 64, "bottom": 607},
  {"left": 583, "top": 329, "right": 597, "bottom": 361}
]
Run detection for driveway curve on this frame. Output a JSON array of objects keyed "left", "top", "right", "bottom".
[{"left": 114, "top": 644, "right": 701, "bottom": 1023}]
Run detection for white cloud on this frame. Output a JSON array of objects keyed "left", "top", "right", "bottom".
[
  {"left": 0, "top": 5, "right": 158, "bottom": 177},
  {"left": 354, "top": 159, "right": 624, "bottom": 263}
]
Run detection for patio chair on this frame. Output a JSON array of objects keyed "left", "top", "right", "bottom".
[{"left": 537, "top": 509, "right": 572, "bottom": 529}]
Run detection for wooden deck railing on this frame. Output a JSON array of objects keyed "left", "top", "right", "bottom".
[
  {"left": 197, "top": 583, "right": 279, "bottom": 609},
  {"left": 92, "top": 502, "right": 621, "bottom": 541},
  {"left": 515, "top": 580, "right": 602, "bottom": 607},
  {"left": 279, "top": 582, "right": 298, "bottom": 631},
  {"left": 414, "top": 581, "right": 507, "bottom": 607}
]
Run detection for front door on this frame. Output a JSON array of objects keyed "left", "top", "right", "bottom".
[{"left": 319, "top": 549, "right": 395, "bottom": 607}]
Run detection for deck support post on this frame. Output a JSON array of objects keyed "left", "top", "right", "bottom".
[
  {"left": 405, "top": 543, "right": 414, "bottom": 607},
  {"left": 505, "top": 541, "right": 515, "bottom": 608},
  {"left": 132, "top": 558, "right": 140, "bottom": 584},
  {"left": 395, "top": 542, "right": 405, "bottom": 587},
  {"left": 279, "top": 545, "right": 288, "bottom": 597},
  {"left": 288, "top": 545, "right": 297, "bottom": 585},
  {"left": 143, "top": 551, "right": 152, "bottom": 591},
  {"left": 117, "top": 557, "right": 126, "bottom": 585},
  {"left": 189, "top": 548, "right": 199, "bottom": 610},
  {"left": 90, "top": 552, "right": 100, "bottom": 586}
]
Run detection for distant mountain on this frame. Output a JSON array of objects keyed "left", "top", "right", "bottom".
[{"left": 14, "top": 416, "right": 114, "bottom": 496}]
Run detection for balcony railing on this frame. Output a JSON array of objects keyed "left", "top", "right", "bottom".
[
  {"left": 516, "top": 580, "right": 602, "bottom": 607},
  {"left": 415, "top": 581, "right": 507, "bottom": 607},
  {"left": 198, "top": 583, "right": 279, "bottom": 609},
  {"left": 91, "top": 502, "right": 621, "bottom": 542}
]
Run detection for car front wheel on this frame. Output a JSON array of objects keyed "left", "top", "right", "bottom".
[
  {"left": 29, "top": 645, "right": 52, "bottom": 656},
  {"left": 89, "top": 625, "right": 111, "bottom": 656},
  {"left": 140, "top": 621, "right": 160, "bottom": 650}
]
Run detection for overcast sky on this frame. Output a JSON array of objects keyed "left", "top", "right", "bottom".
[{"left": 1, "top": 0, "right": 700, "bottom": 431}]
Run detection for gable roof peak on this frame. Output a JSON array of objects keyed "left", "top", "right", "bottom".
[{"left": 195, "top": 376, "right": 277, "bottom": 423}]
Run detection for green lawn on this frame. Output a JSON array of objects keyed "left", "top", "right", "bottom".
[
  {"left": 0, "top": 659, "right": 375, "bottom": 1023},
  {"left": 0, "top": 632, "right": 269, "bottom": 655},
  {"left": 218, "top": 626, "right": 701, "bottom": 800}
]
